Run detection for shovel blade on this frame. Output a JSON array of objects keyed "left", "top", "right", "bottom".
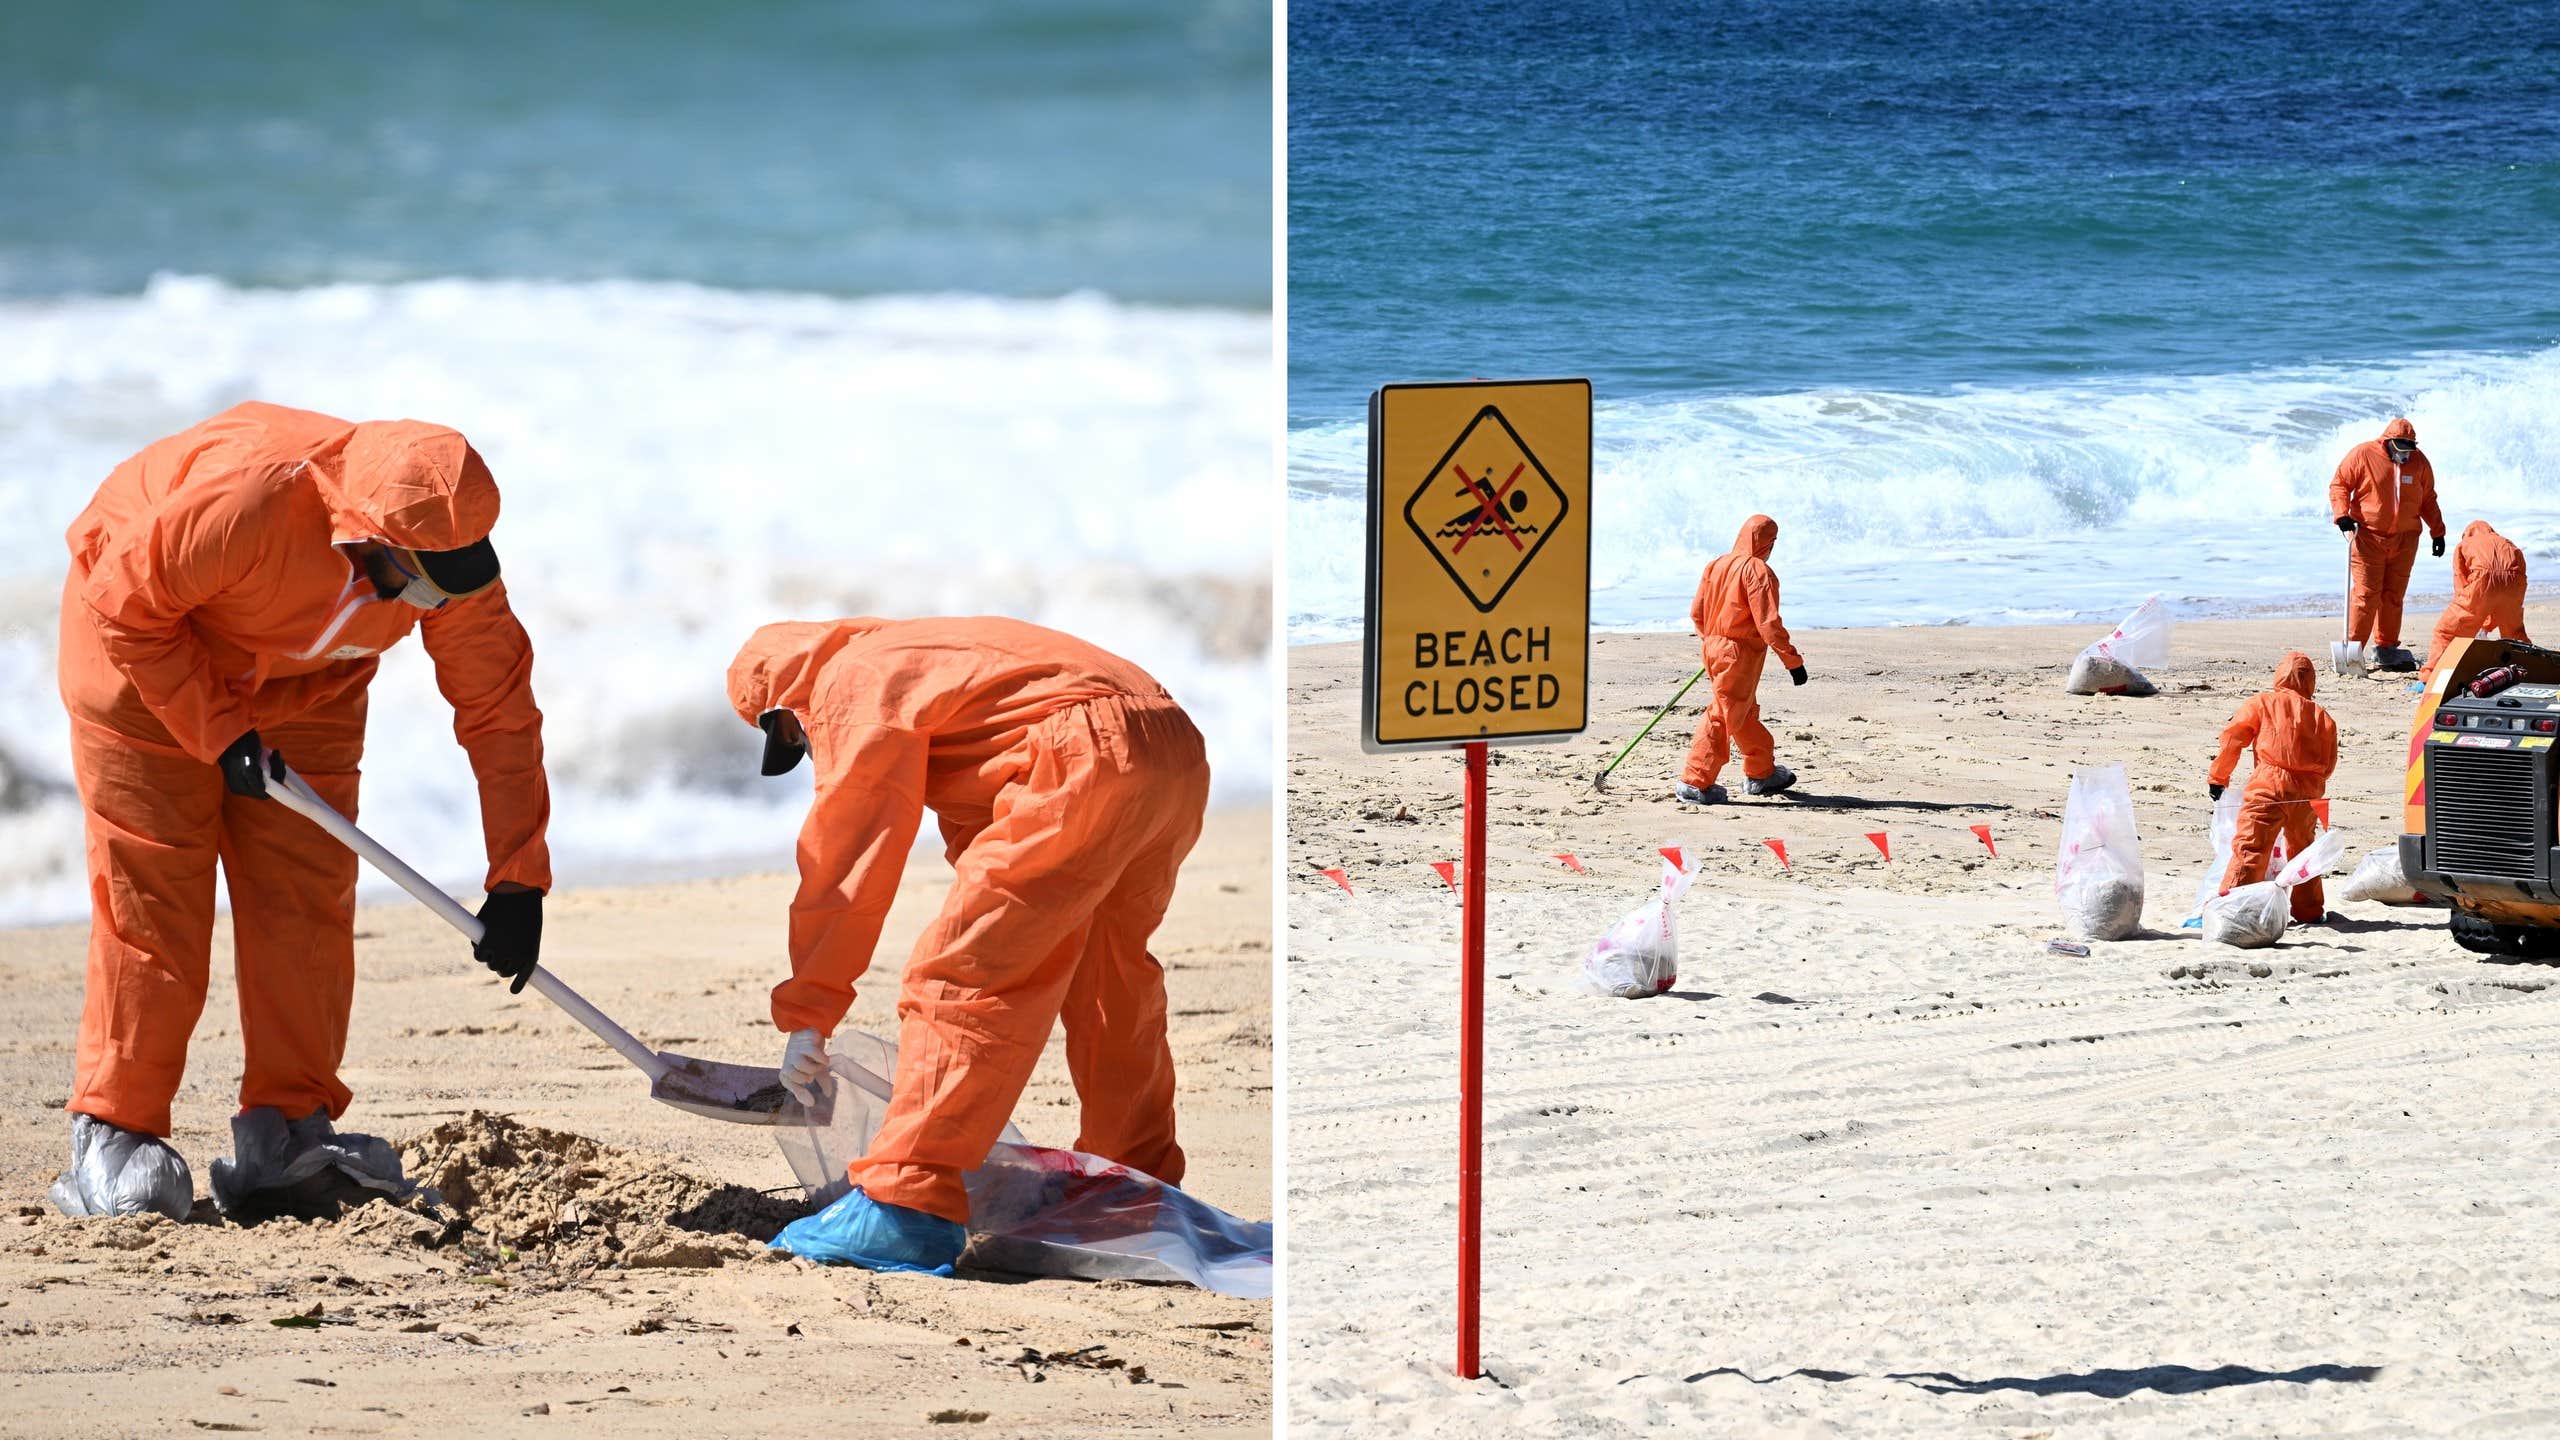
[
  {"left": 649, "top": 1051, "right": 832, "bottom": 1127},
  {"left": 2330, "top": 641, "right": 2367, "bottom": 676}
]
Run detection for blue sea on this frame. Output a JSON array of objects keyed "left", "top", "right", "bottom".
[
  {"left": 0, "top": 1, "right": 1270, "bottom": 922},
  {"left": 1287, "top": 0, "right": 2560, "bottom": 639}
]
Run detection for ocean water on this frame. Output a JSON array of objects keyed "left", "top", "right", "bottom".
[
  {"left": 1287, "top": 0, "right": 2560, "bottom": 640},
  {"left": 0, "top": 4, "right": 1270, "bottom": 925}
]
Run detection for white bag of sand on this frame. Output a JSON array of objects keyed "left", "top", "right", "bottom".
[
  {"left": 1579, "top": 849, "right": 1696, "bottom": 998},
  {"left": 2065, "top": 595, "right": 2170, "bottom": 696},
  {"left": 2055, "top": 764, "right": 2146, "bottom": 940}
]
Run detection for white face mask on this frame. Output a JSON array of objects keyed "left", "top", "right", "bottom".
[{"left": 379, "top": 547, "right": 452, "bottom": 611}]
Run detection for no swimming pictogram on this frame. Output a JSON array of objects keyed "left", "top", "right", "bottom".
[{"left": 1403, "top": 405, "right": 1570, "bottom": 614}]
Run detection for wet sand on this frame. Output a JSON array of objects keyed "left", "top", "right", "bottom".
[{"left": 0, "top": 808, "right": 1270, "bottom": 1439}]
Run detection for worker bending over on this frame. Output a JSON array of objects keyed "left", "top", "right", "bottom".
[
  {"left": 2330, "top": 417, "right": 2446, "bottom": 672},
  {"left": 2209, "top": 652, "right": 2338, "bottom": 925},
  {"left": 1678, "top": 514, "right": 1807, "bottom": 804},
  {"left": 54, "top": 402, "right": 550, "bottom": 1221},
  {"left": 730, "top": 617, "right": 1209, "bottom": 1276},
  {"left": 2424, "top": 520, "right": 2531, "bottom": 679}
]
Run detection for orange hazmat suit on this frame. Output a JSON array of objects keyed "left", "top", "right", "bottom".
[
  {"left": 1681, "top": 515, "right": 1803, "bottom": 791},
  {"left": 2329, "top": 417, "right": 2444, "bottom": 649},
  {"left": 2423, "top": 520, "right": 2530, "bottom": 678},
  {"left": 60, "top": 402, "right": 550, "bottom": 1139},
  {"left": 2211, "top": 652, "right": 2338, "bottom": 924},
  {"left": 727, "top": 617, "right": 1210, "bottom": 1225}
]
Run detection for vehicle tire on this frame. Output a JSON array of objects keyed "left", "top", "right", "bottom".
[{"left": 2449, "top": 911, "right": 2507, "bottom": 955}]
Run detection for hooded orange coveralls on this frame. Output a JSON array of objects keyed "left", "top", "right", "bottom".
[
  {"left": 2423, "top": 520, "right": 2530, "bottom": 678},
  {"left": 2330, "top": 418, "right": 2445, "bottom": 650},
  {"left": 728, "top": 617, "right": 1210, "bottom": 1224},
  {"left": 2212, "top": 652, "right": 2338, "bottom": 924},
  {"left": 61, "top": 402, "right": 550, "bottom": 1139},
  {"left": 1681, "top": 515, "right": 1803, "bottom": 791}
]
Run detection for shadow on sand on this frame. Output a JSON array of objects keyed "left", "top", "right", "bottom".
[{"left": 1650, "top": 1362, "right": 2379, "bottom": 1399}]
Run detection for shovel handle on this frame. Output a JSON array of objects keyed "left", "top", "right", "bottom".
[{"left": 262, "top": 761, "right": 667, "bottom": 1084}]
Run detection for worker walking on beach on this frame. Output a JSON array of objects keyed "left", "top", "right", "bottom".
[
  {"left": 1677, "top": 514, "right": 1806, "bottom": 804},
  {"left": 2209, "top": 652, "right": 2339, "bottom": 925},
  {"left": 53, "top": 402, "right": 551, "bottom": 1221},
  {"left": 2329, "top": 417, "right": 2446, "bottom": 672},
  {"left": 2422, "top": 520, "right": 2531, "bottom": 680},
  {"left": 731, "top": 616, "right": 1209, "bottom": 1276}
]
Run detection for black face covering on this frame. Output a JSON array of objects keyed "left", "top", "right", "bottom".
[
  {"left": 758, "top": 708, "right": 809, "bottom": 776},
  {"left": 2386, "top": 440, "right": 2416, "bottom": 462}
]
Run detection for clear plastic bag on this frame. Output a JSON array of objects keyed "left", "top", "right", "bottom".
[
  {"left": 2337, "top": 844, "right": 2425, "bottom": 905},
  {"left": 2056, "top": 764, "right": 2146, "bottom": 939},
  {"left": 2065, "top": 595, "right": 2171, "bottom": 696},
  {"left": 2202, "top": 826, "right": 2344, "bottom": 947},
  {"left": 962, "top": 1143, "right": 1272, "bottom": 1298},
  {"left": 775, "top": 1031, "right": 1270, "bottom": 1298},
  {"left": 1578, "top": 848, "right": 1696, "bottom": 998},
  {"left": 2202, "top": 882, "right": 2290, "bottom": 948}
]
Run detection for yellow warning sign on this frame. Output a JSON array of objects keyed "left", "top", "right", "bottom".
[{"left": 1364, "top": 379, "right": 1590, "bottom": 751}]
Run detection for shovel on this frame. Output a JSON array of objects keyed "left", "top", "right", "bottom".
[
  {"left": 260, "top": 758, "right": 823, "bottom": 1127},
  {"left": 2330, "top": 534, "right": 2368, "bottom": 676}
]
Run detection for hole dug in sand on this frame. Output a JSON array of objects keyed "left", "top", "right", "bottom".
[{"left": 366, "top": 1111, "right": 805, "bottom": 1275}]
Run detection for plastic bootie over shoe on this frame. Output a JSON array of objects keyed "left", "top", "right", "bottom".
[
  {"left": 1674, "top": 783, "right": 1727, "bottom": 805},
  {"left": 210, "top": 1107, "right": 419, "bottom": 1222},
  {"left": 771, "top": 1187, "right": 967, "bottom": 1275},
  {"left": 1745, "top": 764, "right": 1798, "bottom": 796},
  {"left": 50, "top": 1113, "right": 195, "bottom": 1221},
  {"left": 2372, "top": 646, "right": 2418, "bottom": 673}
]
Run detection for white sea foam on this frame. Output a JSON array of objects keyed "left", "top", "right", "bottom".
[
  {"left": 0, "top": 276, "right": 1270, "bottom": 926},
  {"left": 1290, "top": 346, "right": 2560, "bottom": 638}
]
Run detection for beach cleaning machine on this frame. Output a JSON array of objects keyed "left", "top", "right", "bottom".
[{"left": 2401, "top": 635, "right": 2560, "bottom": 959}]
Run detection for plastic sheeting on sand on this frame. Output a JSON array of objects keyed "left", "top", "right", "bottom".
[{"left": 775, "top": 1030, "right": 1271, "bottom": 1298}]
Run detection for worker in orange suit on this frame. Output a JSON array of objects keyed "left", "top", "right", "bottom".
[
  {"left": 2330, "top": 417, "right": 2446, "bottom": 672},
  {"left": 1677, "top": 514, "right": 1807, "bottom": 804},
  {"left": 731, "top": 617, "right": 1209, "bottom": 1275},
  {"left": 51, "top": 402, "right": 550, "bottom": 1222},
  {"left": 2423, "top": 520, "right": 2531, "bottom": 680},
  {"left": 2209, "top": 652, "right": 2339, "bottom": 925}
]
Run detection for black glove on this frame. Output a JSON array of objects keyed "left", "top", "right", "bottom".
[
  {"left": 2432, "top": 533, "right": 2447, "bottom": 558},
  {"left": 474, "top": 889, "right": 544, "bottom": 994},
  {"left": 2209, "top": 782, "right": 2225, "bottom": 801},
  {"left": 1788, "top": 666, "right": 1809, "bottom": 687},
  {"left": 218, "top": 730, "right": 278, "bottom": 797},
  {"left": 2334, "top": 516, "right": 2356, "bottom": 534}
]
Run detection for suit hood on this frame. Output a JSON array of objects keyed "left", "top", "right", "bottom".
[
  {"left": 1733, "top": 514, "right": 1778, "bottom": 561},
  {"left": 309, "top": 420, "right": 500, "bottom": 551},
  {"left": 2273, "top": 651, "right": 2316, "bottom": 698},
  {"left": 2464, "top": 519, "right": 2496, "bottom": 545},
  {"left": 726, "top": 618, "right": 892, "bottom": 724},
  {"left": 2380, "top": 417, "right": 2418, "bottom": 445}
]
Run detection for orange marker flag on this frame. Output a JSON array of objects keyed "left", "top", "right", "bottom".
[
  {"left": 1430, "top": 860, "right": 1458, "bottom": 892},
  {"left": 2311, "top": 799, "right": 2331, "bottom": 828},
  {"left": 1554, "top": 853, "right": 1585, "bottom": 875},
  {"left": 1864, "top": 831, "right": 1891, "bottom": 860},
  {"left": 1658, "top": 845, "right": 1684, "bottom": 872},
  {"left": 1320, "top": 867, "right": 1353, "bottom": 895},
  {"left": 1762, "top": 839, "right": 1789, "bottom": 869},
  {"left": 1970, "top": 824, "right": 1997, "bottom": 857}
]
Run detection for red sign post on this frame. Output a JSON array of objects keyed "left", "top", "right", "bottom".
[{"left": 1457, "top": 740, "right": 1487, "bottom": 1376}]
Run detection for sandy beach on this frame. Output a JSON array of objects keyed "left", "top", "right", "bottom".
[
  {"left": 1285, "top": 610, "right": 2560, "bottom": 1436},
  {"left": 0, "top": 807, "right": 1270, "bottom": 1439}
]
